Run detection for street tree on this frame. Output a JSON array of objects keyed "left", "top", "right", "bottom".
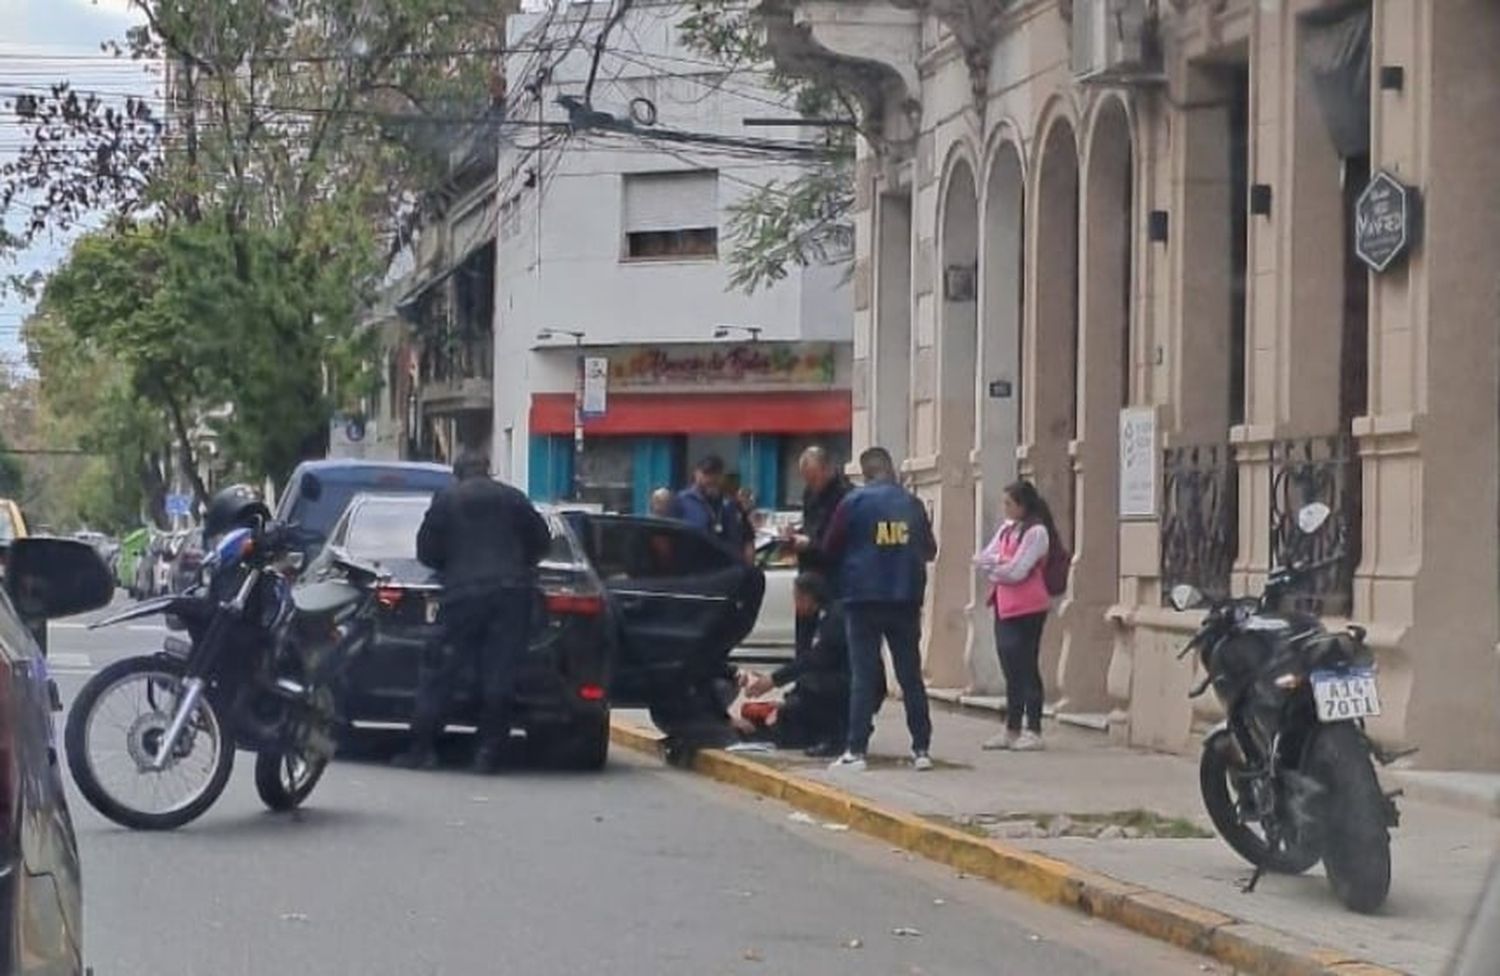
[
  {"left": 1, "top": 0, "right": 514, "bottom": 500},
  {"left": 679, "top": 2, "right": 856, "bottom": 294}
]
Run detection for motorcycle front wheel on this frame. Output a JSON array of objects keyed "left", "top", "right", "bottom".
[
  {"left": 1199, "top": 729, "right": 1321, "bottom": 875},
  {"left": 254, "top": 750, "right": 327, "bottom": 812},
  {"left": 64, "top": 655, "right": 235, "bottom": 831}
]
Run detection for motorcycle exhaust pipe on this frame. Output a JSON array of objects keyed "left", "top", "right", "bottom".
[{"left": 152, "top": 677, "right": 206, "bottom": 770}]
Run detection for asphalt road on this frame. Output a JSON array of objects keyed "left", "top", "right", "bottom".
[{"left": 49, "top": 603, "right": 1225, "bottom": 976}]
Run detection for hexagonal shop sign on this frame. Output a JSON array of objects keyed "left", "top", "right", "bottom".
[{"left": 1354, "top": 170, "right": 1419, "bottom": 274}]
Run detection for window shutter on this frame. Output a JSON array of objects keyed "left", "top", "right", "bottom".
[{"left": 623, "top": 171, "right": 719, "bottom": 234}]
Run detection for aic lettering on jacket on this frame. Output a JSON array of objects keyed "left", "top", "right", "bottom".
[{"left": 874, "top": 520, "right": 910, "bottom": 546}]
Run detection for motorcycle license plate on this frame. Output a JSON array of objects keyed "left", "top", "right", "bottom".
[
  {"left": 1311, "top": 668, "right": 1382, "bottom": 722},
  {"left": 425, "top": 598, "right": 440, "bottom": 624}
]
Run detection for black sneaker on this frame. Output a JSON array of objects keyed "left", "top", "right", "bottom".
[
  {"left": 391, "top": 746, "right": 439, "bottom": 771},
  {"left": 804, "top": 741, "right": 843, "bottom": 759}
]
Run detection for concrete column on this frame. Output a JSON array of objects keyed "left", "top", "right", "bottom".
[
  {"left": 928, "top": 159, "right": 980, "bottom": 689},
  {"left": 1359, "top": 0, "right": 1500, "bottom": 768},
  {"left": 970, "top": 142, "right": 1025, "bottom": 694},
  {"left": 1024, "top": 120, "right": 1081, "bottom": 701},
  {"left": 1058, "top": 98, "right": 1133, "bottom": 713},
  {"left": 873, "top": 189, "right": 914, "bottom": 461}
]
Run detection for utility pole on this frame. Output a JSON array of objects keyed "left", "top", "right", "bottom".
[{"left": 538, "top": 329, "right": 587, "bottom": 502}]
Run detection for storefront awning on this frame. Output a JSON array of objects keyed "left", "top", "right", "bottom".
[{"left": 529, "top": 391, "right": 851, "bottom": 436}]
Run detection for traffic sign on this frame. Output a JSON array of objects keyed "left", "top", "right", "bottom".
[{"left": 165, "top": 494, "right": 192, "bottom": 518}]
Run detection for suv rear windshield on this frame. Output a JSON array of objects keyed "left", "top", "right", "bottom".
[{"left": 280, "top": 466, "right": 453, "bottom": 545}]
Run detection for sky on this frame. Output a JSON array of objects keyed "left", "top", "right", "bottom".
[{"left": 0, "top": 0, "right": 152, "bottom": 365}]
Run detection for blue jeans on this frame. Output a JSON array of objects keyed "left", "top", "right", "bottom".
[{"left": 845, "top": 602, "right": 932, "bottom": 755}]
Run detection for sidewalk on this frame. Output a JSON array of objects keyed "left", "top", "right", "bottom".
[{"left": 626, "top": 703, "right": 1500, "bottom": 975}]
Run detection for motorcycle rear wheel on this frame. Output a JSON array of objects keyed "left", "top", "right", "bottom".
[
  {"left": 64, "top": 655, "right": 235, "bottom": 831},
  {"left": 1307, "top": 722, "right": 1392, "bottom": 913},
  {"left": 253, "top": 750, "right": 327, "bottom": 812},
  {"left": 1199, "top": 729, "right": 1321, "bottom": 875}
]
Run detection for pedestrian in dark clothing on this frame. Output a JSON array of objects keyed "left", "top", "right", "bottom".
[
  {"left": 741, "top": 573, "right": 882, "bottom": 757},
  {"left": 673, "top": 455, "right": 748, "bottom": 558},
  {"left": 787, "top": 445, "right": 851, "bottom": 653},
  {"left": 394, "top": 449, "right": 552, "bottom": 773},
  {"left": 822, "top": 447, "right": 937, "bottom": 773}
]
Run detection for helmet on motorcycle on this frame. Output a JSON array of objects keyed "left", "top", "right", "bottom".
[{"left": 202, "top": 484, "right": 271, "bottom": 543}]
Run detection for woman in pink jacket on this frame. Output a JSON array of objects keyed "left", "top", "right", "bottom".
[{"left": 975, "top": 480, "right": 1059, "bottom": 751}]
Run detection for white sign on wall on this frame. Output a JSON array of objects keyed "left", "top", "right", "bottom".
[
  {"left": 581, "top": 356, "right": 609, "bottom": 418},
  {"left": 1118, "top": 407, "right": 1158, "bottom": 520}
]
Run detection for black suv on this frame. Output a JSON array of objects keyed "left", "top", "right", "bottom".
[{"left": 310, "top": 493, "right": 765, "bottom": 768}]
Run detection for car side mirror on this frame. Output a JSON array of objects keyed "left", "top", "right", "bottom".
[
  {"left": 1168, "top": 584, "right": 1203, "bottom": 612},
  {"left": 4, "top": 537, "right": 114, "bottom": 638}
]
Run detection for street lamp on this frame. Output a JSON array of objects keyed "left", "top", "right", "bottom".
[
  {"left": 713, "top": 324, "right": 763, "bottom": 342},
  {"left": 537, "top": 328, "right": 587, "bottom": 502}
]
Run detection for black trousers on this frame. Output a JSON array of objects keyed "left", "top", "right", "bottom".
[
  {"left": 410, "top": 587, "right": 533, "bottom": 751},
  {"left": 994, "top": 612, "right": 1047, "bottom": 733},
  {"left": 773, "top": 671, "right": 849, "bottom": 749}
]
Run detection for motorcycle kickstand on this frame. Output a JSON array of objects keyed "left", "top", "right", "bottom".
[{"left": 1240, "top": 865, "right": 1265, "bottom": 895}]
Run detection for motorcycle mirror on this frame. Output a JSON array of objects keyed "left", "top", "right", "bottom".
[
  {"left": 1297, "top": 502, "right": 1332, "bottom": 535},
  {"left": 1168, "top": 584, "right": 1202, "bottom": 612}
]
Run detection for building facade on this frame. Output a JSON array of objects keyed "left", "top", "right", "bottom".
[
  {"left": 493, "top": 2, "right": 854, "bottom": 513},
  {"left": 761, "top": 0, "right": 1500, "bottom": 769}
]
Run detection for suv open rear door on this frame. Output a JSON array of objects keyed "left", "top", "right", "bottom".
[{"left": 565, "top": 515, "right": 764, "bottom": 703}]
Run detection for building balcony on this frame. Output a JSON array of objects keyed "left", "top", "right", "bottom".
[{"left": 419, "top": 375, "right": 493, "bottom": 416}]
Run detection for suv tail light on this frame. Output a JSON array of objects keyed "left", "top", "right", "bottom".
[{"left": 544, "top": 592, "right": 603, "bottom": 617}]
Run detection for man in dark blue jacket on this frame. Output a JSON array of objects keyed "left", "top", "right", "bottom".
[
  {"left": 673, "top": 455, "right": 747, "bottom": 558},
  {"left": 822, "top": 447, "right": 937, "bottom": 772}
]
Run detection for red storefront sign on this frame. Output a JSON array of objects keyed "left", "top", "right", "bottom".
[{"left": 528, "top": 390, "right": 851, "bottom": 435}]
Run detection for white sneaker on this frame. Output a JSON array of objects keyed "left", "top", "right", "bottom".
[
  {"left": 828, "top": 752, "right": 868, "bottom": 773},
  {"left": 912, "top": 752, "right": 934, "bottom": 772},
  {"left": 982, "top": 731, "right": 1015, "bottom": 751},
  {"left": 1012, "top": 731, "right": 1045, "bottom": 752}
]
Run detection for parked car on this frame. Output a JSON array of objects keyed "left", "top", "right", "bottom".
[
  {"left": 736, "top": 530, "right": 797, "bottom": 661},
  {"left": 275, "top": 459, "right": 454, "bottom": 560},
  {"left": 314, "top": 493, "right": 766, "bottom": 766},
  {"left": 0, "top": 534, "right": 117, "bottom": 973}
]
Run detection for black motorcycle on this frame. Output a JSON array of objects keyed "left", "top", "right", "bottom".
[
  {"left": 1171, "top": 502, "right": 1403, "bottom": 914},
  {"left": 65, "top": 521, "right": 383, "bottom": 830}
]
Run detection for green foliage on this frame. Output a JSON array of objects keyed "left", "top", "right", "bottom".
[
  {"left": 0, "top": 432, "right": 21, "bottom": 499},
  {"left": 678, "top": 2, "right": 856, "bottom": 295},
  {"left": 2, "top": 0, "right": 508, "bottom": 498}
]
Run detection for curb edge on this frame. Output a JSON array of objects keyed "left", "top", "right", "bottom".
[{"left": 609, "top": 720, "right": 1409, "bottom": 976}]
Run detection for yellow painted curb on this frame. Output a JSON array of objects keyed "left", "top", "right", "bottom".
[{"left": 609, "top": 720, "right": 1408, "bottom": 976}]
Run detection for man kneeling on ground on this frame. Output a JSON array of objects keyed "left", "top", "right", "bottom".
[{"left": 741, "top": 572, "right": 880, "bottom": 758}]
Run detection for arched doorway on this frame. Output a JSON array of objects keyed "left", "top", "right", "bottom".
[
  {"left": 1025, "top": 117, "right": 1080, "bottom": 703},
  {"left": 969, "top": 140, "right": 1025, "bottom": 692},
  {"left": 1057, "top": 99, "right": 1133, "bottom": 712},
  {"left": 928, "top": 157, "right": 980, "bottom": 688}
]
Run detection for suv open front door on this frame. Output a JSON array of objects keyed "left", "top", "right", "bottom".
[{"left": 566, "top": 515, "right": 765, "bottom": 705}]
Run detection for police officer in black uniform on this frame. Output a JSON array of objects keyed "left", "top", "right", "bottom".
[
  {"left": 394, "top": 450, "right": 551, "bottom": 773},
  {"left": 822, "top": 447, "right": 937, "bottom": 772}
]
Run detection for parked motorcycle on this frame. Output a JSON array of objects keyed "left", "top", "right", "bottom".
[
  {"left": 1170, "top": 502, "right": 1403, "bottom": 914},
  {"left": 64, "top": 520, "right": 384, "bottom": 830}
]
